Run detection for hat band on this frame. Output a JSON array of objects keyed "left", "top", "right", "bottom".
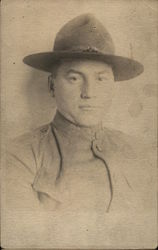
[{"left": 54, "top": 45, "right": 100, "bottom": 53}]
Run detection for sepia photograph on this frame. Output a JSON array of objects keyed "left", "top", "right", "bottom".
[{"left": 1, "top": 0, "right": 157, "bottom": 249}]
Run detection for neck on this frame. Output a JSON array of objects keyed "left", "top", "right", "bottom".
[
  {"left": 52, "top": 110, "right": 102, "bottom": 141},
  {"left": 58, "top": 110, "right": 102, "bottom": 128}
]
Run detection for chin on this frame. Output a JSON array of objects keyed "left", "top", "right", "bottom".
[{"left": 76, "top": 114, "right": 102, "bottom": 127}]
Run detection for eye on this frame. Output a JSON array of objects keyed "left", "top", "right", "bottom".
[
  {"left": 67, "top": 74, "right": 82, "bottom": 83},
  {"left": 98, "top": 76, "right": 108, "bottom": 82},
  {"left": 70, "top": 76, "right": 77, "bottom": 81},
  {"left": 98, "top": 77, "right": 103, "bottom": 81}
]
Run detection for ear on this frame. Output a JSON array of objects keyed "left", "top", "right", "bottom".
[{"left": 48, "top": 75, "right": 55, "bottom": 97}]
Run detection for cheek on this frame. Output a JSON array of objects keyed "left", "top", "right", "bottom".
[
  {"left": 98, "top": 85, "right": 114, "bottom": 101},
  {"left": 54, "top": 83, "right": 80, "bottom": 108}
]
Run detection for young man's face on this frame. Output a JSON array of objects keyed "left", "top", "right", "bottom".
[{"left": 53, "top": 59, "right": 115, "bottom": 127}]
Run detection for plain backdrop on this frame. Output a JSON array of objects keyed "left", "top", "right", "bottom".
[{"left": 1, "top": 0, "right": 158, "bottom": 143}]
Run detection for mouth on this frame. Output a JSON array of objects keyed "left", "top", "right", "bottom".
[{"left": 79, "top": 105, "right": 103, "bottom": 111}]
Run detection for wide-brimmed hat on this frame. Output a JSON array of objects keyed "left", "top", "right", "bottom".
[{"left": 23, "top": 13, "right": 144, "bottom": 81}]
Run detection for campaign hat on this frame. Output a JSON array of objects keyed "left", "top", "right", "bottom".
[{"left": 23, "top": 13, "right": 144, "bottom": 81}]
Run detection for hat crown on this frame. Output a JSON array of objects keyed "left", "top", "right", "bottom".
[
  {"left": 53, "top": 13, "right": 115, "bottom": 55},
  {"left": 23, "top": 13, "right": 144, "bottom": 81}
]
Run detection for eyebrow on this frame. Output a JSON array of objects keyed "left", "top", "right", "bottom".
[
  {"left": 97, "top": 70, "right": 112, "bottom": 75},
  {"left": 66, "top": 69, "right": 83, "bottom": 75},
  {"left": 66, "top": 69, "right": 111, "bottom": 75}
]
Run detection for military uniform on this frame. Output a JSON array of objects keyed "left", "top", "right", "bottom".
[
  {"left": 2, "top": 12, "right": 156, "bottom": 249},
  {"left": 3, "top": 111, "right": 157, "bottom": 248}
]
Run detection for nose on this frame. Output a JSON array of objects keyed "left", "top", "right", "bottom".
[{"left": 80, "top": 81, "right": 96, "bottom": 99}]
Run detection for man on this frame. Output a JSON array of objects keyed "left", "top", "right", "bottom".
[{"left": 3, "top": 13, "right": 157, "bottom": 248}]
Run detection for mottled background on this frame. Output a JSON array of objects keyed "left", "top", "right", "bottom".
[{"left": 2, "top": 0, "right": 157, "bottom": 144}]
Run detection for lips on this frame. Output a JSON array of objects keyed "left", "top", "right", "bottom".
[{"left": 79, "top": 105, "right": 103, "bottom": 110}]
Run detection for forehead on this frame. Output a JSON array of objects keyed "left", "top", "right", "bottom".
[{"left": 56, "top": 59, "right": 113, "bottom": 74}]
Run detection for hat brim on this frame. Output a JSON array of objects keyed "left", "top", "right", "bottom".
[{"left": 23, "top": 51, "right": 144, "bottom": 81}]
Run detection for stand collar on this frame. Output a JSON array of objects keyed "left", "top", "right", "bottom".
[{"left": 52, "top": 110, "right": 103, "bottom": 142}]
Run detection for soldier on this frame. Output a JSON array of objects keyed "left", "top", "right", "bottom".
[{"left": 4, "top": 13, "right": 157, "bottom": 248}]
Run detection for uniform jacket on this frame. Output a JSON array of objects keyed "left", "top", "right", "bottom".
[{"left": 3, "top": 111, "right": 157, "bottom": 248}]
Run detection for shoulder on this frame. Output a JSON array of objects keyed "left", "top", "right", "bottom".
[
  {"left": 7, "top": 124, "right": 53, "bottom": 173},
  {"left": 8, "top": 124, "right": 51, "bottom": 151},
  {"left": 102, "top": 127, "right": 156, "bottom": 160},
  {"left": 10, "top": 124, "right": 51, "bottom": 146}
]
